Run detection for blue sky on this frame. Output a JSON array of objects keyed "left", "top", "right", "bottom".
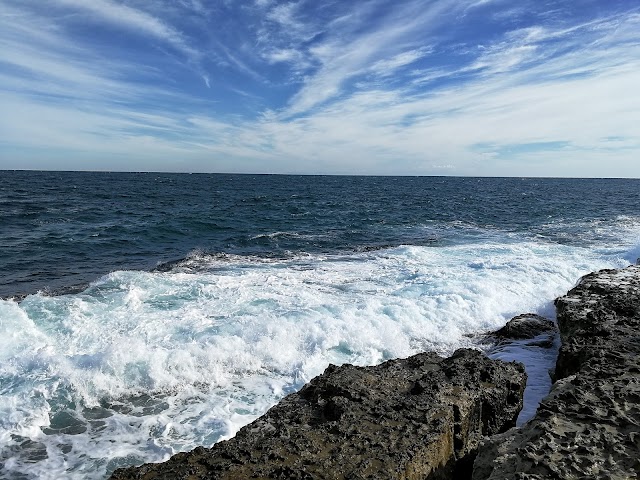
[{"left": 0, "top": 0, "right": 639, "bottom": 176}]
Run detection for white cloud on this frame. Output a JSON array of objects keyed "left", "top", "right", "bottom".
[
  {"left": 470, "top": 44, "right": 539, "bottom": 74},
  {"left": 53, "top": 0, "right": 200, "bottom": 60},
  {"left": 263, "top": 48, "right": 310, "bottom": 71},
  {"left": 1, "top": 1, "right": 639, "bottom": 177},
  {"left": 370, "top": 48, "right": 431, "bottom": 76},
  {"left": 178, "top": 0, "right": 206, "bottom": 15},
  {"left": 284, "top": 0, "right": 461, "bottom": 116},
  {"left": 176, "top": 10, "right": 640, "bottom": 176},
  {"left": 267, "top": 2, "right": 302, "bottom": 30}
]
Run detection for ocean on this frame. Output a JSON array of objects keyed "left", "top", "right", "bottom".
[{"left": 1, "top": 171, "right": 639, "bottom": 479}]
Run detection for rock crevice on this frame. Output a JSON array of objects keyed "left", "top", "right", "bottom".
[{"left": 473, "top": 265, "right": 640, "bottom": 479}]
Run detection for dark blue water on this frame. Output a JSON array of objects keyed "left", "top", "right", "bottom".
[{"left": 2, "top": 171, "right": 639, "bottom": 299}]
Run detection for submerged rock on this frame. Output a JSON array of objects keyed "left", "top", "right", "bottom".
[
  {"left": 111, "top": 349, "right": 525, "bottom": 480},
  {"left": 473, "top": 265, "right": 640, "bottom": 479}
]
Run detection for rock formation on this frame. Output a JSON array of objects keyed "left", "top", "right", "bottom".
[
  {"left": 473, "top": 266, "right": 640, "bottom": 479},
  {"left": 111, "top": 349, "right": 526, "bottom": 480},
  {"left": 484, "top": 313, "right": 559, "bottom": 426},
  {"left": 489, "top": 313, "right": 557, "bottom": 347}
]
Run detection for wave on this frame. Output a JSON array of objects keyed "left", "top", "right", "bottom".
[
  {"left": 1, "top": 236, "right": 638, "bottom": 479},
  {"left": 248, "top": 231, "right": 302, "bottom": 240}
]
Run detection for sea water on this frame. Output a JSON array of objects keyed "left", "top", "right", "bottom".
[{"left": 1, "top": 172, "right": 639, "bottom": 479}]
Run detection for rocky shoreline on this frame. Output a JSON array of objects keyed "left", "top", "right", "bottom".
[
  {"left": 111, "top": 265, "right": 640, "bottom": 479},
  {"left": 473, "top": 265, "right": 640, "bottom": 479}
]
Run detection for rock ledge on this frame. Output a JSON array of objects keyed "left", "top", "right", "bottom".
[{"left": 111, "top": 349, "right": 525, "bottom": 480}]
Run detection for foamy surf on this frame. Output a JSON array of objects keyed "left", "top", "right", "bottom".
[{"left": 0, "top": 236, "right": 638, "bottom": 479}]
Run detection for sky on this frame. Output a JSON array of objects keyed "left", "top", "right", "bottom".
[{"left": 0, "top": 0, "right": 639, "bottom": 176}]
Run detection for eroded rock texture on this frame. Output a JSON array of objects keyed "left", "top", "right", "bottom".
[
  {"left": 490, "top": 313, "right": 557, "bottom": 345},
  {"left": 111, "top": 349, "right": 525, "bottom": 480},
  {"left": 473, "top": 266, "right": 640, "bottom": 480}
]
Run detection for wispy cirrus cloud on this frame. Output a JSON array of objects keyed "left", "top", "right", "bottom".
[
  {"left": 175, "top": 7, "right": 640, "bottom": 175},
  {"left": 0, "top": 1, "right": 639, "bottom": 176},
  {"left": 52, "top": 0, "right": 201, "bottom": 60},
  {"left": 370, "top": 47, "right": 433, "bottom": 77},
  {"left": 277, "top": 0, "right": 463, "bottom": 116},
  {"left": 0, "top": 1, "right": 212, "bottom": 169}
]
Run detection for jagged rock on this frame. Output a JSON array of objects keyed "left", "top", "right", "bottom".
[
  {"left": 490, "top": 313, "right": 557, "bottom": 344},
  {"left": 473, "top": 266, "right": 640, "bottom": 479},
  {"left": 111, "top": 349, "right": 525, "bottom": 480},
  {"left": 554, "top": 268, "right": 640, "bottom": 381}
]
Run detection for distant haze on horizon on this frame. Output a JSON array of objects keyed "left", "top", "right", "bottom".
[{"left": 1, "top": 1, "right": 639, "bottom": 177}]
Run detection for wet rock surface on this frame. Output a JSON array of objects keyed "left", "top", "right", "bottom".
[
  {"left": 485, "top": 314, "right": 559, "bottom": 426},
  {"left": 111, "top": 349, "right": 525, "bottom": 480},
  {"left": 490, "top": 313, "right": 557, "bottom": 346},
  {"left": 473, "top": 265, "right": 640, "bottom": 479}
]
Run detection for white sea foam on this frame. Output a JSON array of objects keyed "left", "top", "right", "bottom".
[
  {"left": 248, "top": 231, "right": 302, "bottom": 240},
  {"left": 488, "top": 333, "right": 561, "bottom": 426},
  {"left": 0, "top": 236, "right": 638, "bottom": 479}
]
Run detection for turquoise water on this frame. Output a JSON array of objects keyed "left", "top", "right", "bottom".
[{"left": 1, "top": 172, "right": 639, "bottom": 478}]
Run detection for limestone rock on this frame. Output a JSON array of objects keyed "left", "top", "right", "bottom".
[
  {"left": 490, "top": 313, "right": 557, "bottom": 344},
  {"left": 473, "top": 266, "right": 640, "bottom": 479},
  {"left": 111, "top": 349, "right": 525, "bottom": 480}
]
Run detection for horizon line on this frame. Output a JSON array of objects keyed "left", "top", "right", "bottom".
[{"left": 1, "top": 169, "right": 639, "bottom": 180}]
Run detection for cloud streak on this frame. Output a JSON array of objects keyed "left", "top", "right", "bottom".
[
  {"left": 279, "top": 0, "right": 463, "bottom": 116},
  {"left": 53, "top": 0, "right": 200, "bottom": 60}
]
